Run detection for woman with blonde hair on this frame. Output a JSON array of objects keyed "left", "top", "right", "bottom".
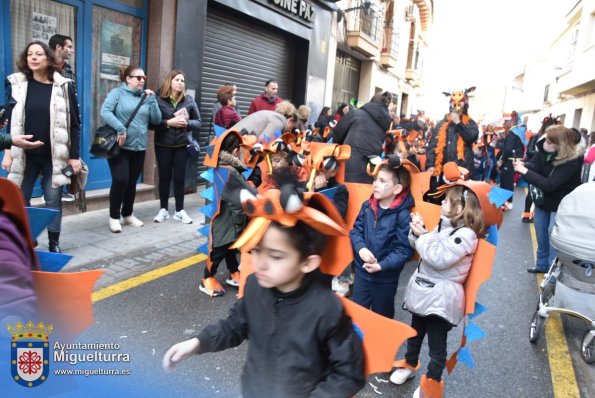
[
  {"left": 151, "top": 69, "right": 201, "bottom": 224},
  {"left": 100, "top": 65, "right": 161, "bottom": 233},
  {"left": 514, "top": 125, "right": 584, "bottom": 273},
  {"left": 232, "top": 100, "right": 297, "bottom": 139}
]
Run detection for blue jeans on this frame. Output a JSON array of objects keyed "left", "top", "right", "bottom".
[
  {"left": 21, "top": 154, "right": 62, "bottom": 232},
  {"left": 533, "top": 206, "right": 557, "bottom": 271}
]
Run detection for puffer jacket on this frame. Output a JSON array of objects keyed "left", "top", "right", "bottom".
[
  {"left": 350, "top": 191, "right": 415, "bottom": 284},
  {"left": 524, "top": 138, "right": 584, "bottom": 212},
  {"left": 231, "top": 110, "right": 287, "bottom": 140},
  {"left": 6, "top": 72, "right": 79, "bottom": 187},
  {"left": 403, "top": 217, "right": 478, "bottom": 326},
  {"left": 426, "top": 117, "right": 479, "bottom": 174},
  {"left": 100, "top": 83, "right": 161, "bottom": 151},
  {"left": 332, "top": 101, "right": 392, "bottom": 183},
  {"left": 151, "top": 91, "right": 201, "bottom": 147}
]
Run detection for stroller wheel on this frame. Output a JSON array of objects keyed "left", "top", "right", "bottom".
[
  {"left": 581, "top": 330, "right": 595, "bottom": 364},
  {"left": 529, "top": 312, "right": 545, "bottom": 343}
]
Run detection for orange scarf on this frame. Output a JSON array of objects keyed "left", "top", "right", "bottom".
[{"left": 433, "top": 114, "right": 469, "bottom": 176}]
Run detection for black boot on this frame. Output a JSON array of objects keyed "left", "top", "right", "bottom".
[{"left": 48, "top": 231, "right": 62, "bottom": 253}]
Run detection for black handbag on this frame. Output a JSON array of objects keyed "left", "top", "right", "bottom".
[
  {"left": 91, "top": 93, "right": 147, "bottom": 158},
  {"left": 186, "top": 132, "right": 200, "bottom": 158},
  {"left": 529, "top": 184, "right": 544, "bottom": 206}
]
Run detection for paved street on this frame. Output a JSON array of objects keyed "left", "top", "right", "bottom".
[{"left": 45, "top": 189, "right": 595, "bottom": 397}]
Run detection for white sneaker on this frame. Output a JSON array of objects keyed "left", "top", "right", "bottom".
[
  {"left": 109, "top": 218, "right": 122, "bottom": 233},
  {"left": 390, "top": 367, "right": 416, "bottom": 385},
  {"left": 412, "top": 386, "right": 420, "bottom": 398},
  {"left": 154, "top": 208, "right": 169, "bottom": 223},
  {"left": 121, "top": 214, "right": 144, "bottom": 227},
  {"left": 173, "top": 209, "right": 193, "bottom": 224},
  {"left": 225, "top": 272, "right": 241, "bottom": 287},
  {"left": 505, "top": 202, "right": 513, "bottom": 210}
]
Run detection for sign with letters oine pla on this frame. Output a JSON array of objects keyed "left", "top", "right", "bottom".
[
  {"left": 9, "top": 321, "right": 53, "bottom": 388},
  {"left": 270, "top": 0, "right": 315, "bottom": 23}
]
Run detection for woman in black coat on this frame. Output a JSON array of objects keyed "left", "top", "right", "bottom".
[
  {"left": 514, "top": 125, "right": 583, "bottom": 273},
  {"left": 332, "top": 93, "right": 393, "bottom": 183},
  {"left": 151, "top": 69, "right": 201, "bottom": 224}
]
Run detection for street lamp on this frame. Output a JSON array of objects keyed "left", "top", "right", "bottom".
[{"left": 337, "top": 0, "right": 374, "bottom": 22}]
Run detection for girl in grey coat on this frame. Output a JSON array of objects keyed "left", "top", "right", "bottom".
[{"left": 390, "top": 185, "right": 484, "bottom": 397}]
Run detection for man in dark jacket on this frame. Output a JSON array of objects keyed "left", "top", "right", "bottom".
[
  {"left": 49, "top": 34, "right": 76, "bottom": 93},
  {"left": 425, "top": 88, "right": 479, "bottom": 202},
  {"left": 332, "top": 92, "right": 393, "bottom": 183}
]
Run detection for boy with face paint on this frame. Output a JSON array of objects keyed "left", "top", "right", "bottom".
[{"left": 350, "top": 164, "right": 415, "bottom": 318}]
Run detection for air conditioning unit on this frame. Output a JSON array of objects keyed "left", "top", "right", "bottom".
[{"left": 405, "top": 5, "right": 416, "bottom": 21}]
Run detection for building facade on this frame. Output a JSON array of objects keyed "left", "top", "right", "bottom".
[
  {"left": 328, "top": 0, "right": 433, "bottom": 118},
  {"left": 505, "top": 0, "right": 595, "bottom": 132},
  {"left": 0, "top": 0, "right": 433, "bottom": 196},
  {"left": 1, "top": 0, "right": 337, "bottom": 193}
]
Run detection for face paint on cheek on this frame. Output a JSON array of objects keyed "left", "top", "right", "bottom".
[{"left": 381, "top": 183, "right": 390, "bottom": 192}]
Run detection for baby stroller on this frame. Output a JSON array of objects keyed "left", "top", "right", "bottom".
[{"left": 528, "top": 182, "right": 595, "bottom": 364}]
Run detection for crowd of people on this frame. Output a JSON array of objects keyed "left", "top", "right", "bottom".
[{"left": 2, "top": 37, "right": 594, "bottom": 398}]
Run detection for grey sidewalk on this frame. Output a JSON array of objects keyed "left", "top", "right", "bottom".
[{"left": 37, "top": 193, "right": 207, "bottom": 290}]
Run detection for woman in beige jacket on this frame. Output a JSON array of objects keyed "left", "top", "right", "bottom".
[{"left": 1, "top": 41, "right": 80, "bottom": 253}]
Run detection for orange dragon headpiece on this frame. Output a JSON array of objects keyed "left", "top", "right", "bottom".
[
  {"left": 203, "top": 128, "right": 261, "bottom": 169},
  {"left": 230, "top": 182, "right": 349, "bottom": 274},
  {"left": 432, "top": 162, "right": 504, "bottom": 228},
  {"left": 443, "top": 86, "right": 476, "bottom": 114},
  {"left": 366, "top": 153, "right": 420, "bottom": 178},
  {"left": 385, "top": 129, "right": 425, "bottom": 156},
  {"left": 247, "top": 132, "right": 298, "bottom": 175},
  {"left": 291, "top": 142, "right": 351, "bottom": 191}
]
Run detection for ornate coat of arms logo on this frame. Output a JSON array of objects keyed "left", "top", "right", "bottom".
[{"left": 8, "top": 321, "right": 53, "bottom": 388}]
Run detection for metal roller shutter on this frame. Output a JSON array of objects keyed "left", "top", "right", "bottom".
[{"left": 197, "top": 6, "right": 297, "bottom": 180}]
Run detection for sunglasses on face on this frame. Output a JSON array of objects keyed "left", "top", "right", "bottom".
[{"left": 129, "top": 75, "right": 146, "bottom": 81}]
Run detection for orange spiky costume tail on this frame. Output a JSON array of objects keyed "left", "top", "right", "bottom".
[{"left": 0, "top": 178, "right": 102, "bottom": 341}]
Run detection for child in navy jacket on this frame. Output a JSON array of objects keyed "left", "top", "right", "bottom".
[{"left": 350, "top": 164, "right": 414, "bottom": 318}]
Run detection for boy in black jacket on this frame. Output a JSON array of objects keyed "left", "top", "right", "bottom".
[{"left": 163, "top": 184, "right": 365, "bottom": 398}]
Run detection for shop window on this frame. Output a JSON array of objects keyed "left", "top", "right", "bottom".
[
  {"left": 10, "top": 0, "right": 76, "bottom": 70},
  {"left": 113, "top": 0, "right": 144, "bottom": 8},
  {"left": 91, "top": 6, "right": 142, "bottom": 134}
]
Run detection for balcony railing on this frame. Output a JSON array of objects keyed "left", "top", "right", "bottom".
[
  {"left": 380, "top": 28, "right": 399, "bottom": 68},
  {"left": 345, "top": 8, "right": 381, "bottom": 43},
  {"left": 382, "top": 28, "right": 399, "bottom": 57}
]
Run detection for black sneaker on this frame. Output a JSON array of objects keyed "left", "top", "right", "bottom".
[{"left": 62, "top": 192, "right": 75, "bottom": 202}]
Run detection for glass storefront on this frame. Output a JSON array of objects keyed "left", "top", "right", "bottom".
[
  {"left": 91, "top": 5, "right": 142, "bottom": 134},
  {"left": 10, "top": 0, "right": 77, "bottom": 68},
  {"left": 2, "top": 0, "right": 147, "bottom": 190}
]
